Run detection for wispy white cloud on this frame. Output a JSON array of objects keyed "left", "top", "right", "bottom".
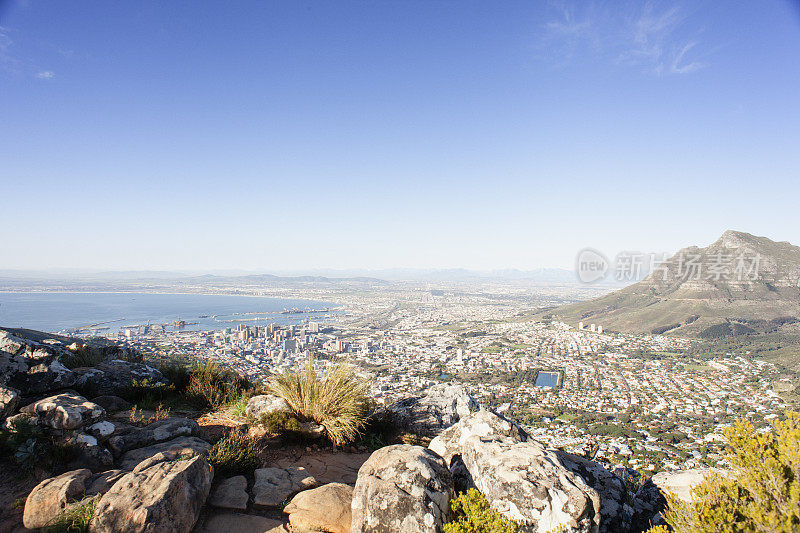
[
  {"left": 35, "top": 70, "right": 54, "bottom": 79},
  {"left": 541, "top": 2, "right": 708, "bottom": 76}
]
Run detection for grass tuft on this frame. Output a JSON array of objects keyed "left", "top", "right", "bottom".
[
  {"left": 268, "top": 355, "right": 370, "bottom": 446},
  {"left": 42, "top": 494, "right": 101, "bottom": 533}
]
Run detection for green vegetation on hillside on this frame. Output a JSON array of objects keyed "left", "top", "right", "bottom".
[{"left": 657, "top": 412, "right": 800, "bottom": 532}]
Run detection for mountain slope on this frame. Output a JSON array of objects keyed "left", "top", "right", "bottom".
[{"left": 548, "top": 231, "right": 800, "bottom": 337}]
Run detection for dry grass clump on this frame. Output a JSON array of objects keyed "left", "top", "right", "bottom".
[{"left": 268, "top": 356, "right": 370, "bottom": 446}]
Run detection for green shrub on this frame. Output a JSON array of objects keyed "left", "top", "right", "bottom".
[
  {"left": 208, "top": 428, "right": 262, "bottom": 477},
  {"left": 187, "top": 360, "right": 252, "bottom": 409},
  {"left": 42, "top": 494, "right": 100, "bottom": 533},
  {"left": 444, "top": 488, "right": 521, "bottom": 533},
  {"left": 268, "top": 356, "right": 369, "bottom": 446},
  {"left": 1, "top": 418, "right": 77, "bottom": 474},
  {"left": 62, "top": 347, "right": 105, "bottom": 369},
  {"left": 662, "top": 411, "right": 800, "bottom": 532},
  {"left": 259, "top": 411, "right": 302, "bottom": 433}
]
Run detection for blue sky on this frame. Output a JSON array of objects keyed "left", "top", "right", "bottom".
[{"left": 2, "top": 1, "right": 799, "bottom": 271}]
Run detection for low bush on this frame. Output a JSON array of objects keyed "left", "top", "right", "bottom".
[
  {"left": 187, "top": 360, "right": 252, "bottom": 409},
  {"left": 208, "top": 428, "right": 262, "bottom": 477},
  {"left": 1, "top": 418, "right": 77, "bottom": 474},
  {"left": 445, "top": 488, "right": 520, "bottom": 533},
  {"left": 657, "top": 411, "right": 800, "bottom": 532},
  {"left": 268, "top": 356, "right": 369, "bottom": 446},
  {"left": 62, "top": 347, "right": 105, "bottom": 370}
]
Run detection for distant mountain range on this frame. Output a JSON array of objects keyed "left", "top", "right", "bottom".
[{"left": 546, "top": 231, "right": 800, "bottom": 339}]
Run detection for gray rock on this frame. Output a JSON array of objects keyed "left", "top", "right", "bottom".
[
  {"left": 86, "top": 420, "right": 126, "bottom": 442},
  {"left": 253, "top": 467, "right": 318, "bottom": 509},
  {"left": 246, "top": 394, "right": 291, "bottom": 420},
  {"left": 388, "top": 383, "right": 479, "bottom": 437},
  {"left": 108, "top": 417, "right": 201, "bottom": 454},
  {"left": 651, "top": 468, "right": 712, "bottom": 502},
  {"left": 0, "top": 330, "right": 26, "bottom": 356},
  {"left": 209, "top": 475, "right": 249, "bottom": 511},
  {"left": 461, "top": 436, "right": 600, "bottom": 532},
  {"left": 68, "top": 443, "right": 115, "bottom": 472},
  {"left": 2, "top": 351, "right": 76, "bottom": 394},
  {"left": 20, "top": 391, "right": 105, "bottom": 430},
  {"left": 351, "top": 444, "right": 453, "bottom": 533},
  {"left": 0, "top": 384, "right": 20, "bottom": 420},
  {"left": 119, "top": 436, "right": 212, "bottom": 470},
  {"left": 430, "top": 409, "right": 528, "bottom": 462},
  {"left": 91, "top": 395, "right": 132, "bottom": 412},
  {"left": 73, "top": 359, "right": 164, "bottom": 396},
  {"left": 23, "top": 468, "right": 92, "bottom": 529},
  {"left": 556, "top": 450, "right": 630, "bottom": 533},
  {"left": 90, "top": 451, "right": 213, "bottom": 533}
]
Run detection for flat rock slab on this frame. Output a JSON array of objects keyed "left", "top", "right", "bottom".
[
  {"left": 194, "top": 512, "right": 290, "bottom": 533},
  {"left": 109, "top": 417, "right": 201, "bottom": 454},
  {"left": 209, "top": 476, "right": 249, "bottom": 511},
  {"left": 20, "top": 392, "right": 105, "bottom": 430},
  {"left": 253, "top": 467, "right": 317, "bottom": 509},
  {"left": 119, "top": 436, "right": 211, "bottom": 470},
  {"left": 272, "top": 452, "right": 371, "bottom": 486}
]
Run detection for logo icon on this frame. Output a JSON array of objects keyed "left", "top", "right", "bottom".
[{"left": 576, "top": 248, "right": 609, "bottom": 284}]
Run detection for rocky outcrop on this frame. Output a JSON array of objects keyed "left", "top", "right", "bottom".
[
  {"left": 73, "top": 360, "right": 164, "bottom": 396},
  {"left": 246, "top": 394, "right": 291, "bottom": 419},
  {"left": 23, "top": 468, "right": 92, "bottom": 529},
  {"left": 118, "top": 436, "right": 212, "bottom": 470},
  {"left": 208, "top": 475, "right": 249, "bottom": 511},
  {"left": 0, "top": 330, "right": 79, "bottom": 394},
  {"left": 253, "top": 466, "right": 318, "bottom": 509},
  {"left": 556, "top": 450, "right": 630, "bottom": 533},
  {"left": 351, "top": 444, "right": 453, "bottom": 533},
  {"left": 20, "top": 392, "right": 105, "bottom": 430},
  {"left": 284, "top": 482, "right": 353, "bottom": 533},
  {"left": 0, "top": 384, "right": 19, "bottom": 420},
  {"left": 388, "top": 383, "right": 479, "bottom": 437},
  {"left": 429, "top": 408, "right": 527, "bottom": 488},
  {"left": 462, "top": 436, "right": 601, "bottom": 532},
  {"left": 89, "top": 451, "right": 213, "bottom": 533},
  {"left": 108, "top": 417, "right": 201, "bottom": 454}
]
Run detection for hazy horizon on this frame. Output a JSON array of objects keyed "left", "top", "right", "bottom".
[{"left": 3, "top": 1, "right": 800, "bottom": 271}]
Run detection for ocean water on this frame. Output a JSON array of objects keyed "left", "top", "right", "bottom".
[{"left": 0, "top": 292, "right": 338, "bottom": 334}]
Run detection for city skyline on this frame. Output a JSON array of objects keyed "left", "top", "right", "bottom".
[{"left": 2, "top": 1, "right": 800, "bottom": 271}]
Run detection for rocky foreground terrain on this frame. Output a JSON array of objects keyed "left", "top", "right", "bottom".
[{"left": 0, "top": 328, "right": 709, "bottom": 532}]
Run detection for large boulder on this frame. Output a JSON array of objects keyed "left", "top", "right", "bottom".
[
  {"left": 246, "top": 394, "right": 291, "bottom": 419},
  {"left": 23, "top": 468, "right": 92, "bottom": 529},
  {"left": 253, "top": 467, "right": 318, "bottom": 509},
  {"left": 351, "top": 444, "right": 453, "bottom": 533},
  {"left": 388, "top": 383, "right": 479, "bottom": 437},
  {"left": 89, "top": 451, "right": 213, "bottom": 533},
  {"left": 461, "top": 436, "right": 601, "bottom": 532},
  {"left": 20, "top": 392, "right": 105, "bottom": 430},
  {"left": 430, "top": 409, "right": 527, "bottom": 463},
  {"left": 108, "top": 417, "right": 201, "bottom": 455},
  {"left": 284, "top": 482, "right": 353, "bottom": 533},
  {"left": 119, "top": 436, "right": 212, "bottom": 470}
]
